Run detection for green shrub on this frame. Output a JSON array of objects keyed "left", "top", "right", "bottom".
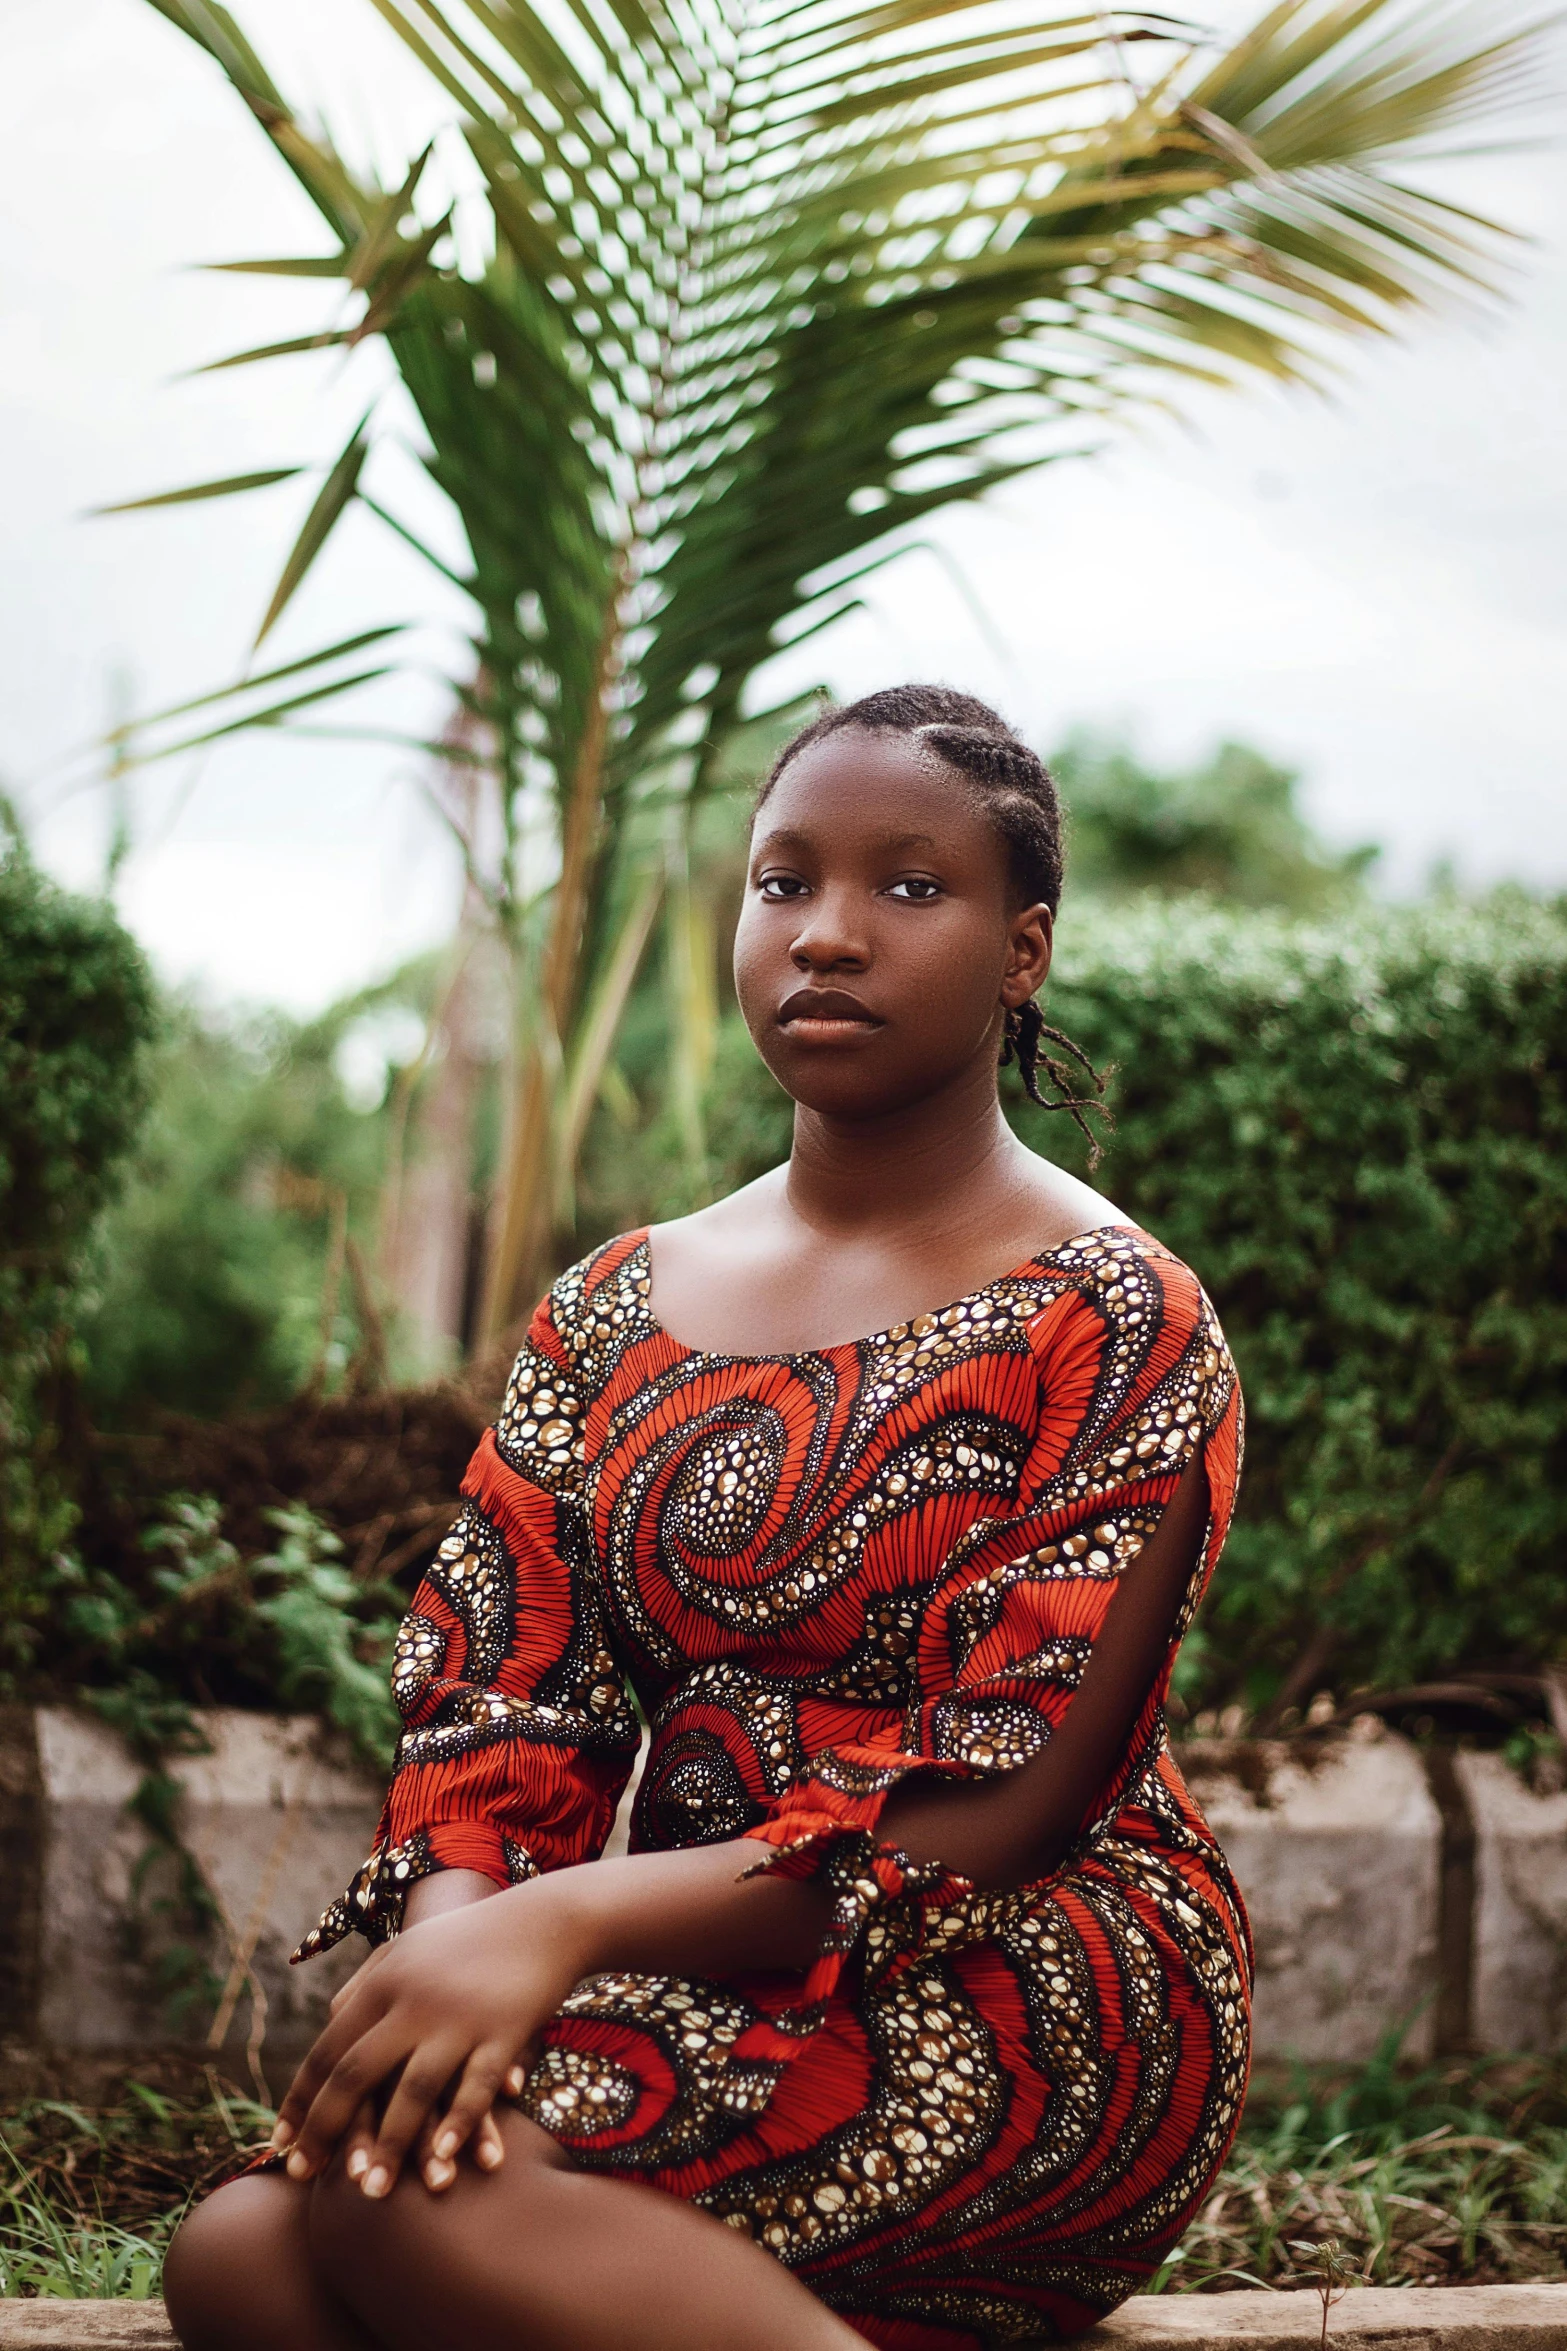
[
  {"left": 1043, "top": 895, "right": 1567, "bottom": 1710},
  {"left": 1052, "top": 732, "right": 1378, "bottom": 910},
  {"left": 637, "top": 895, "right": 1567, "bottom": 1713},
  {"left": 80, "top": 997, "right": 409, "bottom": 1424},
  {"left": 0, "top": 822, "right": 155, "bottom": 1664}
]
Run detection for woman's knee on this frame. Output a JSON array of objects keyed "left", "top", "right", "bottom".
[
  {"left": 163, "top": 2173, "right": 309, "bottom": 2349},
  {"left": 307, "top": 2111, "right": 568, "bottom": 2297}
]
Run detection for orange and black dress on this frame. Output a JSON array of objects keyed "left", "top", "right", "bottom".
[{"left": 301, "top": 1223, "right": 1250, "bottom": 2348}]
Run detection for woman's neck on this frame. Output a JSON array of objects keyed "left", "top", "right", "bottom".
[{"left": 783, "top": 1058, "right": 1022, "bottom": 1248}]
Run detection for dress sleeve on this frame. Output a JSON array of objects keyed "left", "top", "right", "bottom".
[
  {"left": 740, "top": 1236, "right": 1241, "bottom": 2011},
  {"left": 294, "top": 1282, "right": 640, "bottom": 1958}
]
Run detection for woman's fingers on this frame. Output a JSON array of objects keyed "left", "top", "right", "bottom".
[
  {"left": 356, "top": 2040, "right": 471, "bottom": 2197},
  {"left": 342, "top": 2099, "right": 379, "bottom": 2187},
  {"left": 473, "top": 2107, "right": 506, "bottom": 2174},
  {"left": 285, "top": 2018, "right": 413, "bottom": 2183},
  {"left": 414, "top": 2102, "right": 457, "bottom": 2193},
  {"left": 272, "top": 1977, "right": 387, "bottom": 2153},
  {"left": 372, "top": 2044, "right": 510, "bottom": 2196},
  {"left": 410, "top": 2091, "right": 508, "bottom": 2193}
]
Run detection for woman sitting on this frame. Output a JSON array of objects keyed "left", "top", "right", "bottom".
[{"left": 165, "top": 685, "right": 1249, "bottom": 2351}]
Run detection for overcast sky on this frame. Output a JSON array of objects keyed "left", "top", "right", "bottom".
[{"left": 4, "top": 0, "right": 1564, "bottom": 1015}]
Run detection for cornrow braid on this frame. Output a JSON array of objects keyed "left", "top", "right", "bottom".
[{"left": 758, "top": 685, "right": 1111, "bottom": 1163}]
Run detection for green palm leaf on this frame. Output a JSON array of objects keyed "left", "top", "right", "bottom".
[
  {"left": 91, "top": 467, "right": 304, "bottom": 513},
  {"left": 129, "top": 0, "right": 1544, "bottom": 1333}
]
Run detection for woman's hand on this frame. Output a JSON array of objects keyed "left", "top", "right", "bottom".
[
  {"left": 274, "top": 1872, "right": 587, "bottom": 2199},
  {"left": 272, "top": 1840, "right": 831, "bottom": 2200},
  {"left": 332, "top": 1869, "right": 515, "bottom": 2193}
]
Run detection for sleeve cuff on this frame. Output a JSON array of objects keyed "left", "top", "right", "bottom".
[
  {"left": 739, "top": 1745, "right": 989, "bottom": 2025},
  {"left": 291, "top": 1821, "right": 528, "bottom": 1962}
]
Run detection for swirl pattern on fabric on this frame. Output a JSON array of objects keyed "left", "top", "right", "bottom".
[{"left": 297, "top": 1224, "right": 1251, "bottom": 2350}]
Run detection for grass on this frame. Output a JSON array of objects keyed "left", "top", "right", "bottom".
[
  {"left": 1, "top": 2045, "right": 1564, "bottom": 2300},
  {"left": 0, "top": 2074, "right": 273, "bottom": 2298},
  {"left": 1159, "top": 2033, "right": 1567, "bottom": 2296}
]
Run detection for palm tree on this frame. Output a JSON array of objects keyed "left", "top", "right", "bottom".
[{"left": 118, "top": 0, "right": 1537, "bottom": 1343}]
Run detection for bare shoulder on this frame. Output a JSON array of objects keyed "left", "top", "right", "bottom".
[{"left": 1000, "top": 1134, "right": 1136, "bottom": 1259}]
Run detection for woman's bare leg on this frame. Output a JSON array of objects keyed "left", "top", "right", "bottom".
[
  {"left": 309, "top": 2107, "right": 864, "bottom": 2351},
  {"left": 163, "top": 2172, "right": 376, "bottom": 2351}
]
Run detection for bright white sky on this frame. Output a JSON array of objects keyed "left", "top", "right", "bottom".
[{"left": 4, "top": 0, "right": 1564, "bottom": 1014}]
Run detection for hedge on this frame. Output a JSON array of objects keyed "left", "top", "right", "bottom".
[
  {"left": 0, "top": 824, "right": 156, "bottom": 1671},
  {"left": 671, "top": 894, "right": 1567, "bottom": 1714}
]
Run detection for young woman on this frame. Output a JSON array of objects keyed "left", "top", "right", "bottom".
[{"left": 165, "top": 686, "right": 1250, "bottom": 2351}]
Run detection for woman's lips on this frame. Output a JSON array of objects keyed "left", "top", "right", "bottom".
[
  {"left": 777, "top": 990, "right": 882, "bottom": 1042},
  {"left": 779, "top": 1013, "right": 880, "bottom": 1043}
]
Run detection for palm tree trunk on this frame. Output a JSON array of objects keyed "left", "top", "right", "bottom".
[{"left": 477, "top": 570, "right": 627, "bottom": 1347}]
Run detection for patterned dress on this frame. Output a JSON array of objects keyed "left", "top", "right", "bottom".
[{"left": 301, "top": 1223, "right": 1251, "bottom": 2348}]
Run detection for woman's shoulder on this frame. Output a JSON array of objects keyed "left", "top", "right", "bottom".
[
  {"left": 1019, "top": 1221, "right": 1235, "bottom": 1390},
  {"left": 532, "top": 1228, "right": 653, "bottom": 1355}
]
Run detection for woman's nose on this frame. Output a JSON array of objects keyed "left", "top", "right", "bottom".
[{"left": 790, "top": 892, "right": 868, "bottom": 970}]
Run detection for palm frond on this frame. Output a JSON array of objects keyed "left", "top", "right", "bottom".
[{"left": 132, "top": 0, "right": 1546, "bottom": 1326}]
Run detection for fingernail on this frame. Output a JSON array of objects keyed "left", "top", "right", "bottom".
[
  {"left": 362, "top": 2167, "right": 390, "bottom": 2200},
  {"left": 270, "top": 2121, "right": 294, "bottom": 2151},
  {"left": 434, "top": 2132, "right": 457, "bottom": 2161},
  {"left": 425, "top": 2159, "right": 455, "bottom": 2189},
  {"left": 346, "top": 2149, "right": 369, "bottom": 2181},
  {"left": 285, "top": 2149, "right": 312, "bottom": 2182},
  {"left": 504, "top": 2066, "right": 525, "bottom": 2096},
  {"left": 477, "top": 2138, "right": 503, "bottom": 2170}
]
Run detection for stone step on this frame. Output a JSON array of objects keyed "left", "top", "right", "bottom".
[{"left": 3, "top": 2287, "right": 1567, "bottom": 2348}]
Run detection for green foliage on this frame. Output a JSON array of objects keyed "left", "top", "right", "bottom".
[
  {"left": 1055, "top": 734, "right": 1378, "bottom": 911},
  {"left": 0, "top": 822, "right": 155, "bottom": 1655},
  {"left": 58, "top": 1494, "right": 403, "bottom": 1771},
  {"left": 1046, "top": 895, "right": 1567, "bottom": 1709},
  {"left": 250, "top": 1503, "right": 403, "bottom": 1765},
  {"left": 0, "top": 2181, "right": 168, "bottom": 2301},
  {"left": 0, "top": 2077, "right": 272, "bottom": 2299},
  {"left": 80, "top": 980, "right": 429, "bottom": 1423},
  {"left": 1166, "top": 2037, "right": 1567, "bottom": 2291},
  {"left": 640, "top": 895, "right": 1567, "bottom": 1712}
]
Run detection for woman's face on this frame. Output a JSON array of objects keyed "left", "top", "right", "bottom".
[{"left": 733, "top": 727, "right": 1053, "bottom": 1122}]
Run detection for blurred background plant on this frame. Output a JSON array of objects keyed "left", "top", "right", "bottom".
[{"left": 0, "top": 813, "right": 156, "bottom": 1675}]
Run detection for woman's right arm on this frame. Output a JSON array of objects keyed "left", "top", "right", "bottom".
[
  {"left": 405, "top": 1868, "right": 502, "bottom": 1925},
  {"left": 295, "top": 1280, "right": 641, "bottom": 1963}
]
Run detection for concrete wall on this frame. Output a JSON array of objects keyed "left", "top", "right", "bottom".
[
  {"left": 1180, "top": 1731, "right": 1444, "bottom": 2061},
  {"left": 1, "top": 1707, "right": 375, "bottom": 2083},
  {"left": 2, "top": 1709, "right": 1562, "bottom": 2084}
]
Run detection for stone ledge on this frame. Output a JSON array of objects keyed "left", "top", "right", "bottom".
[
  {"left": 5, "top": 1709, "right": 1567, "bottom": 2073},
  {"left": 4, "top": 2287, "right": 1566, "bottom": 2348}
]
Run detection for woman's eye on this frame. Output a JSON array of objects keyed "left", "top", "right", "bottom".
[
  {"left": 887, "top": 877, "right": 942, "bottom": 901},
  {"left": 758, "top": 874, "right": 808, "bottom": 900}
]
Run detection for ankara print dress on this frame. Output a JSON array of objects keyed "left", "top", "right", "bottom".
[{"left": 301, "top": 1223, "right": 1251, "bottom": 2349}]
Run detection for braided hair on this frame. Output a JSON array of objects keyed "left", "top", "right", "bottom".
[{"left": 758, "top": 686, "right": 1110, "bottom": 1162}]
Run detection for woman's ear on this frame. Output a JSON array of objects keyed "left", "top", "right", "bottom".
[{"left": 1000, "top": 903, "right": 1053, "bottom": 1008}]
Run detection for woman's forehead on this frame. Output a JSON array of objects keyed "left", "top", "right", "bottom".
[{"left": 756, "top": 730, "right": 986, "bottom": 838}]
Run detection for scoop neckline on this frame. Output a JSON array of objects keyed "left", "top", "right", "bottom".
[{"left": 634, "top": 1221, "right": 1145, "bottom": 1365}]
